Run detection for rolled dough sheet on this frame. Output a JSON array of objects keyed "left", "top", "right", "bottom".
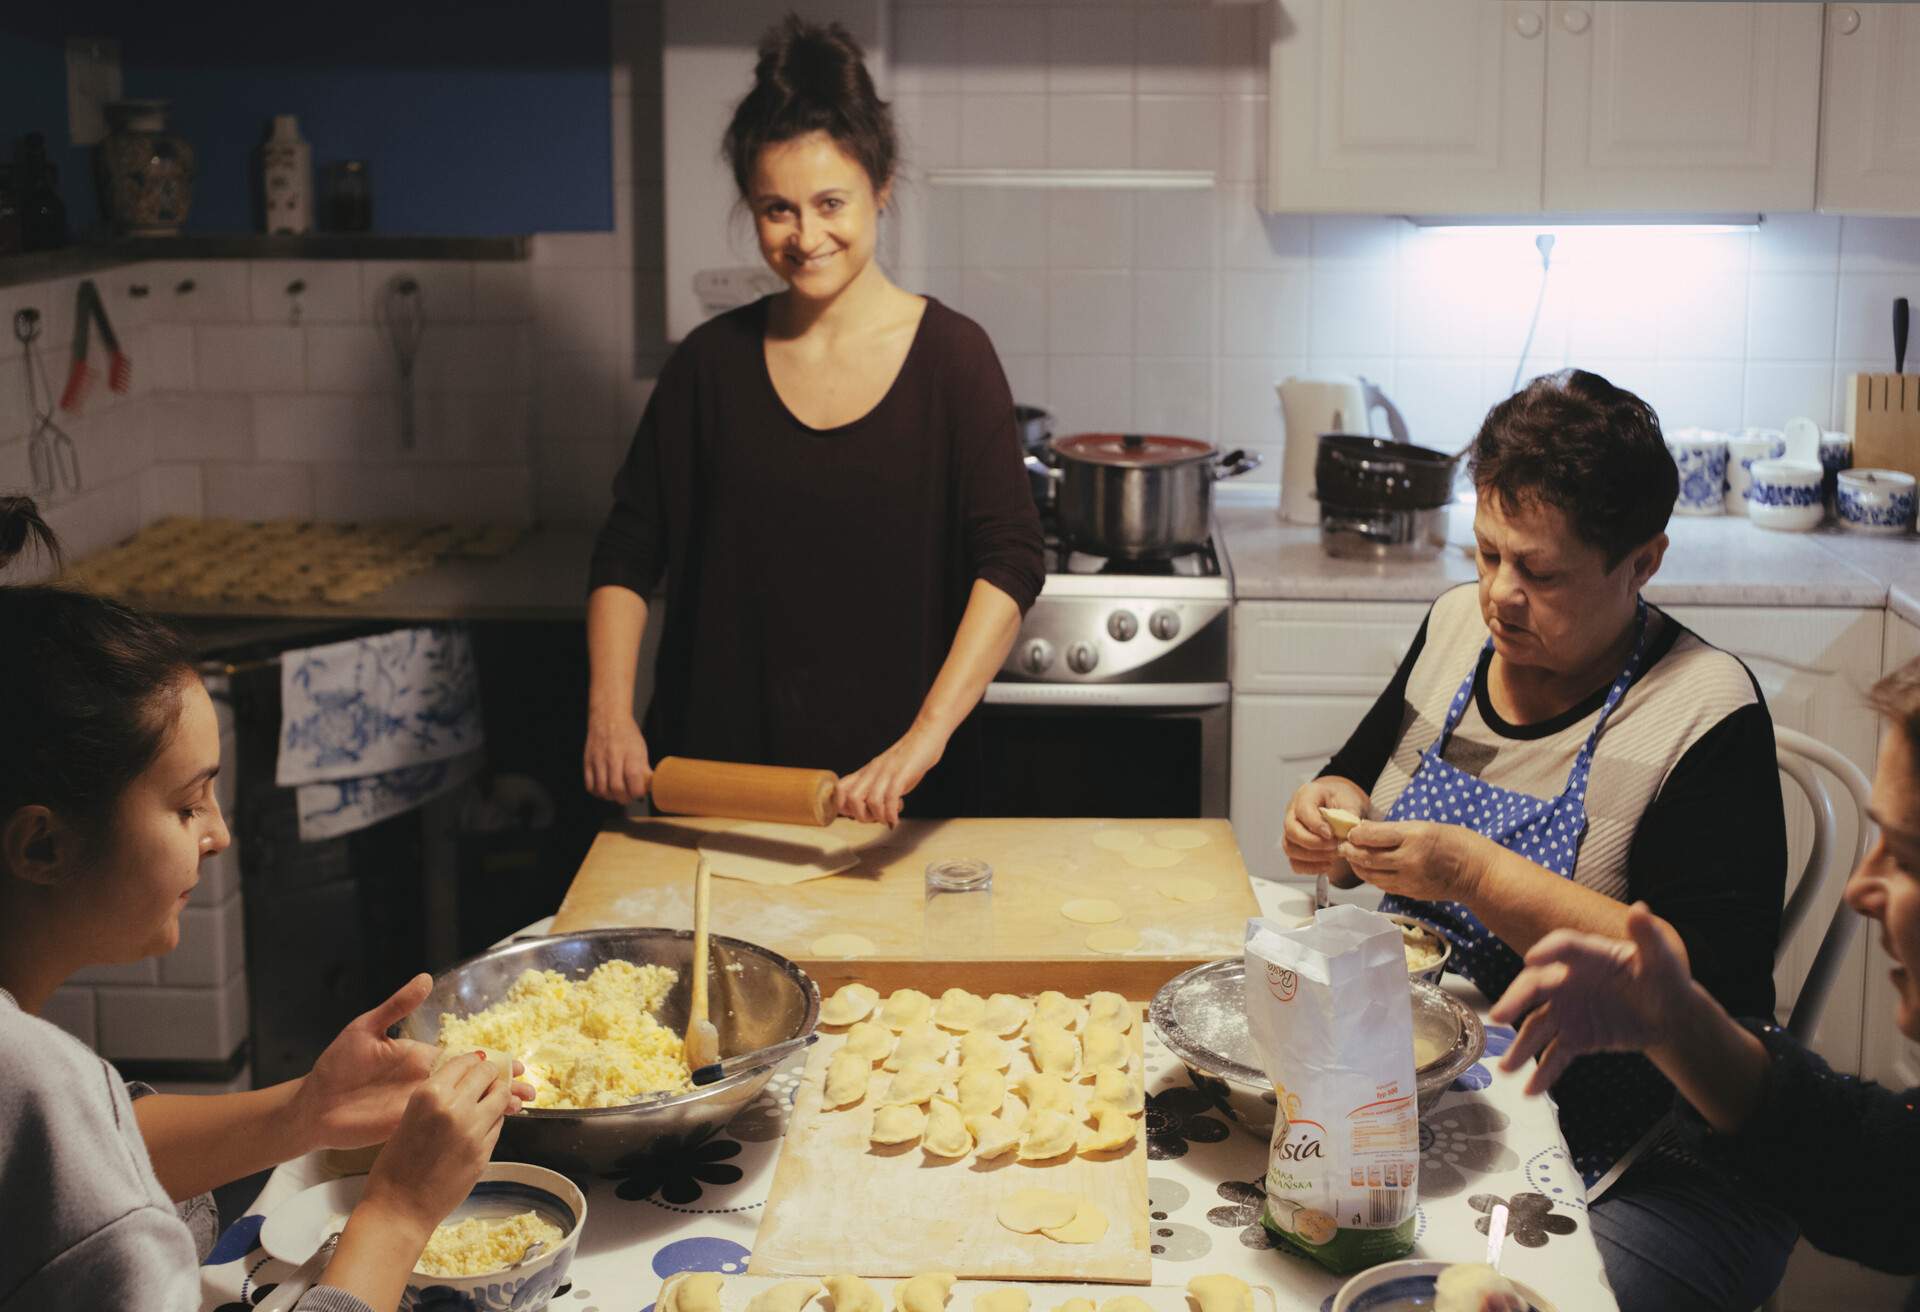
[
  {"left": 1085, "top": 926, "right": 1141, "bottom": 954},
  {"left": 1060, "top": 897, "right": 1124, "bottom": 924},
  {"left": 1151, "top": 829, "right": 1210, "bottom": 850},
  {"left": 699, "top": 821, "right": 858, "bottom": 886},
  {"left": 1119, "top": 846, "right": 1183, "bottom": 869},
  {"left": 1089, "top": 830, "right": 1146, "bottom": 851},
  {"left": 812, "top": 933, "right": 878, "bottom": 957}
]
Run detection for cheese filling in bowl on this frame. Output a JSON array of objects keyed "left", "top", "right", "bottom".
[{"left": 417, "top": 1209, "right": 564, "bottom": 1277}]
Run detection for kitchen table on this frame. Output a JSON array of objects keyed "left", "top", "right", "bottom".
[{"left": 197, "top": 901, "right": 1618, "bottom": 1312}]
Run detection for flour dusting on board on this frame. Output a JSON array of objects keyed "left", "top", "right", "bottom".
[{"left": 609, "top": 887, "right": 839, "bottom": 944}]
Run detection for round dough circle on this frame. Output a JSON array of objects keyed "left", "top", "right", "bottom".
[
  {"left": 1120, "top": 846, "right": 1183, "bottom": 869},
  {"left": 811, "top": 932, "right": 877, "bottom": 957},
  {"left": 1089, "top": 830, "right": 1146, "bottom": 851},
  {"left": 1155, "top": 876, "right": 1216, "bottom": 903},
  {"left": 1151, "top": 828, "right": 1210, "bottom": 850},
  {"left": 1085, "top": 925, "right": 1142, "bottom": 954},
  {"left": 1060, "top": 897, "right": 1124, "bottom": 924}
]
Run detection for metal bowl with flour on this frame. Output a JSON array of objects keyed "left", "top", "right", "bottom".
[
  {"left": 1148, "top": 958, "right": 1484, "bottom": 1136},
  {"left": 401, "top": 927, "right": 820, "bottom": 1175}
]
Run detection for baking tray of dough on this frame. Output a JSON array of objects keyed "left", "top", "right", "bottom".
[{"left": 663, "top": 1278, "right": 1282, "bottom": 1312}]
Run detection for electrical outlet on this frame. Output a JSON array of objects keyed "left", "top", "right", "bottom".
[{"left": 66, "top": 37, "right": 123, "bottom": 147}]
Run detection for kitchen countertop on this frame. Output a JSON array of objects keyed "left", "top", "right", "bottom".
[
  {"left": 1218, "top": 503, "right": 1903, "bottom": 610},
  {"left": 144, "top": 525, "right": 596, "bottom": 624}
]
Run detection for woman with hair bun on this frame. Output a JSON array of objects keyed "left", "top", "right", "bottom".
[
  {"left": 0, "top": 498, "right": 533, "bottom": 1312},
  {"left": 584, "top": 16, "right": 1045, "bottom": 826}
]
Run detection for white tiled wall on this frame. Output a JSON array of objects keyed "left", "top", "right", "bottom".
[{"left": 877, "top": 0, "right": 1920, "bottom": 477}]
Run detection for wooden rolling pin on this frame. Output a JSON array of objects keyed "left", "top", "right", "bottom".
[{"left": 651, "top": 757, "right": 839, "bottom": 827}]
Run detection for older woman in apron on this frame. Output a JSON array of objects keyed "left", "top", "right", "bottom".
[{"left": 1283, "top": 371, "right": 1796, "bottom": 1312}]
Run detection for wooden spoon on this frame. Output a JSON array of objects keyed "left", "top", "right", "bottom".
[{"left": 686, "top": 853, "right": 721, "bottom": 1081}]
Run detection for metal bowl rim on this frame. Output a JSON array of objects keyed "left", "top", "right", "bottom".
[{"left": 409, "top": 926, "right": 821, "bottom": 1118}]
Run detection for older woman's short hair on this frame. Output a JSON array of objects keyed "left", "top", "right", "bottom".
[
  {"left": 1871, "top": 657, "right": 1920, "bottom": 764},
  {"left": 1470, "top": 369, "right": 1678, "bottom": 568}
]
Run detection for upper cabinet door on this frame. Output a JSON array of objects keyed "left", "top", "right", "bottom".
[
  {"left": 1267, "top": 0, "right": 1548, "bottom": 214},
  {"left": 1543, "top": 2, "right": 1822, "bottom": 212},
  {"left": 1818, "top": 4, "right": 1920, "bottom": 215}
]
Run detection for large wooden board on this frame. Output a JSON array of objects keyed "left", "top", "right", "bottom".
[
  {"left": 679, "top": 1277, "right": 1282, "bottom": 1312},
  {"left": 748, "top": 1015, "right": 1151, "bottom": 1282},
  {"left": 550, "top": 818, "right": 1258, "bottom": 999}
]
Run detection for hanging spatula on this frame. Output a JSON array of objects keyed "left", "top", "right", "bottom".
[{"left": 685, "top": 853, "right": 721, "bottom": 1082}]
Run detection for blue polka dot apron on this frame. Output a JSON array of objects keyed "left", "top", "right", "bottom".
[{"left": 1379, "top": 599, "right": 1675, "bottom": 1190}]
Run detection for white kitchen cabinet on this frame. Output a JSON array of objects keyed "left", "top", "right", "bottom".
[
  {"left": 1869, "top": 613, "right": 1920, "bottom": 1090},
  {"left": 1543, "top": 2, "right": 1822, "bottom": 212},
  {"left": 1817, "top": 4, "right": 1920, "bottom": 215},
  {"left": 1266, "top": 0, "right": 1821, "bottom": 215},
  {"left": 1267, "top": 0, "right": 1547, "bottom": 214},
  {"left": 1230, "top": 597, "right": 1882, "bottom": 1074}
]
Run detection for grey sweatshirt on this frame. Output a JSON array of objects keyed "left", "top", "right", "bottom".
[{"left": 0, "top": 991, "right": 372, "bottom": 1312}]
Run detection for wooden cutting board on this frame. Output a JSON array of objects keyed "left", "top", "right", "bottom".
[
  {"left": 682, "top": 1277, "right": 1282, "bottom": 1312},
  {"left": 549, "top": 818, "right": 1259, "bottom": 999},
  {"left": 747, "top": 1017, "right": 1150, "bottom": 1282}
]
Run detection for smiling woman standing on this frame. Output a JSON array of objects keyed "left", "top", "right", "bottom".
[{"left": 584, "top": 16, "right": 1044, "bottom": 825}]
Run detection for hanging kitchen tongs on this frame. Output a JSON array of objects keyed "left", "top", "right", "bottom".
[{"left": 59, "top": 279, "right": 132, "bottom": 414}]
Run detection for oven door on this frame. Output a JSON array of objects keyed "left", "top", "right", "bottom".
[{"left": 974, "top": 683, "right": 1230, "bottom": 818}]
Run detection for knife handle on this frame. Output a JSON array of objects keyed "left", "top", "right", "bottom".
[
  {"left": 1897, "top": 297, "right": 1910, "bottom": 374},
  {"left": 256, "top": 1231, "right": 342, "bottom": 1312}
]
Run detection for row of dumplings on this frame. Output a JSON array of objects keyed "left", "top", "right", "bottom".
[
  {"left": 817, "top": 984, "right": 1144, "bottom": 1162},
  {"left": 659, "top": 1272, "right": 1254, "bottom": 1312}
]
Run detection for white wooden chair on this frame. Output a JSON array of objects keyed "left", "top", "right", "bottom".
[{"left": 1773, "top": 725, "right": 1875, "bottom": 1041}]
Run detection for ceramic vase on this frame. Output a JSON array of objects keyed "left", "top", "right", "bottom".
[
  {"left": 260, "top": 115, "right": 313, "bottom": 235},
  {"left": 100, "top": 100, "right": 194, "bottom": 236}
]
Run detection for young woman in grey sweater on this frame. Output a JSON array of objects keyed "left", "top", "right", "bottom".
[{"left": 0, "top": 497, "right": 531, "bottom": 1312}]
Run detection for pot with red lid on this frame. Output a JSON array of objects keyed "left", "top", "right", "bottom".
[{"left": 1027, "top": 432, "right": 1262, "bottom": 558}]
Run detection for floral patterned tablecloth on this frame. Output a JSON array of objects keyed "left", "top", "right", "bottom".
[{"left": 199, "top": 978, "right": 1616, "bottom": 1312}]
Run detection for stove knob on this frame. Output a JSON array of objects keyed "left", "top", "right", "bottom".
[
  {"left": 1066, "top": 642, "right": 1099, "bottom": 675},
  {"left": 1107, "top": 609, "right": 1138, "bottom": 642},
  {"left": 1149, "top": 608, "right": 1181, "bottom": 640},
  {"left": 1022, "top": 639, "right": 1055, "bottom": 674}
]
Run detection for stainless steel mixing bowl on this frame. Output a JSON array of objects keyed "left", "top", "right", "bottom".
[
  {"left": 1148, "top": 957, "right": 1485, "bottom": 1135},
  {"left": 402, "top": 927, "right": 820, "bottom": 1175}
]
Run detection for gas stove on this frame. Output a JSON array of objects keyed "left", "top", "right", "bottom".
[{"left": 986, "top": 520, "right": 1232, "bottom": 706}]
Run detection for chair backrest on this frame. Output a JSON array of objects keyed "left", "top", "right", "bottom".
[{"left": 1774, "top": 725, "right": 1875, "bottom": 1042}]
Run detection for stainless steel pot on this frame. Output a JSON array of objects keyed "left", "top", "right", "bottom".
[{"left": 1027, "top": 432, "right": 1262, "bottom": 558}]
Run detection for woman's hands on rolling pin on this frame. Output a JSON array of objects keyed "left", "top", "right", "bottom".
[
  {"left": 838, "top": 721, "right": 947, "bottom": 826},
  {"left": 585, "top": 710, "right": 652, "bottom": 804}
]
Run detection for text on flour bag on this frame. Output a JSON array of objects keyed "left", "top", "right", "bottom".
[{"left": 1243, "top": 905, "right": 1419, "bottom": 1274}]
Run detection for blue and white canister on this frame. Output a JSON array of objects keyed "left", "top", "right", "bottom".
[
  {"left": 1747, "top": 459, "right": 1827, "bottom": 532},
  {"left": 1820, "top": 432, "right": 1854, "bottom": 511},
  {"left": 1667, "top": 429, "right": 1730, "bottom": 516},
  {"left": 1837, "top": 468, "right": 1917, "bottom": 536},
  {"left": 1726, "top": 430, "right": 1788, "bottom": 515}
]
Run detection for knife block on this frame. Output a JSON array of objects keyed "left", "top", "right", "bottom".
[{"left": 1847, "top": 373, "right": 1920, "bottom": 480}]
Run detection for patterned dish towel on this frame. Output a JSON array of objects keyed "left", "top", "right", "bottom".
[{"left": 276, "top": 626, "right": 485, "bottom": 840}]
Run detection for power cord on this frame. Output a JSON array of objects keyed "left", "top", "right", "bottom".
[{"left": 1510, "top": 232, "right": 1557, "bottom": 394}]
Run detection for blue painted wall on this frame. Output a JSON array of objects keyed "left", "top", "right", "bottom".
[{"left": 1, "top": 4, "right": 612, "bottom": 237}]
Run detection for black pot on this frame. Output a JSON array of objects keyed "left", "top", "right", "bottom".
[{"left": 1315, "top": 434, "right": 1459, "bottom": 511}]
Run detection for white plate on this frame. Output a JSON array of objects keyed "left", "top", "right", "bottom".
[{"left": 259, "top": 1174, "right": 370, "bottom": 1265}]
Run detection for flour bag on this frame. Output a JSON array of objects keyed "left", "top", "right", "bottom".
[{"left": 1243, "top": 904, "right": 1418, "bottom": 1274}]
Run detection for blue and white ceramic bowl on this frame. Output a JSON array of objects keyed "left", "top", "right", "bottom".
[
  {"left": 1333, "top": 1259, "right": 1556, "bottom": 1312},
  {"left": 1837, "top": 468, "right": 1917, "bottom": 536},
  {"left": 1726, "top": 431, "right": 1788, "bottom": 514},
  {"left": 1821, "top": 432, "right": 1855, "bottom": 509},
  {"left": 1666, "top": 430, "right": 1729, "bottom": 515},
  {"left": 1747, "top": 459, "right": 1827, "bottom": 531}
]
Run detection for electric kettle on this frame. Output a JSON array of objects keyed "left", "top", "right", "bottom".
[{"left": 1276, "top": 375, "right": 1409, "bottom": 524}]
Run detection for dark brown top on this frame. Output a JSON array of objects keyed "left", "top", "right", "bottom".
[{"left": 589, "top": 296, "right": 1045, "bottom": 814}]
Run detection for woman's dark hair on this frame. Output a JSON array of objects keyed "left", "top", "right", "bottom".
[
  {"left": 0, "top": 497, "right": 196, "bottom": 850},
  {"left": 723, "top": 14, "right": 897, "bottom": 198},
  {"left": 1469, "top": 369, "right": 1677, "bottom": 569}
]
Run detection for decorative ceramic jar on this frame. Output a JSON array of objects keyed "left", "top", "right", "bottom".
[
  {"left": 1667, "top": 429, "right": 1729, "bottom": 515},
  {"left": 1820, "top": 431, "right": 1854, "bottom": 511},
  {"left": 1747, "top": 459, "right": 1827, "bottom": 532},
  {"left": 1726, "top": 431, "right": 1787, "bottom": 515},
  {"left": 99, "top": 100, "right": 194, "bottom": 236},
  {"left": 260, "top": 115, "right": 312, "bottom": 235},
  {"left": 1837, "top": 468, "right": 1917, "bottom": 536}
]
